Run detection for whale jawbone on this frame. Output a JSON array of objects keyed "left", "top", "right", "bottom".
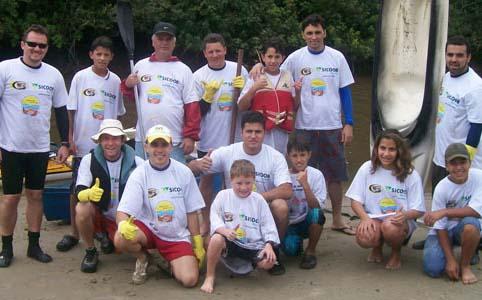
[{"left": 371, "top": 0, "right": 449, "bottom": 187}]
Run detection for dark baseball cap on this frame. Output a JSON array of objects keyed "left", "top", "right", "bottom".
[
  {"left": 152, "top": 22, "right": 176, "bottom": 36},
  {"left": 445, "top": 143, "right": 470, "bottom": 162}
]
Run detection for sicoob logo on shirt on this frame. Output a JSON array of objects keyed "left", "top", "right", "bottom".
[{"left": 160, "top": 186, "right": 182, "bottom": 193}]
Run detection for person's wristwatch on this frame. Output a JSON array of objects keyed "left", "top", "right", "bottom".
[{"left": 60, "top": 141, "right": 70, "bottom": 148}]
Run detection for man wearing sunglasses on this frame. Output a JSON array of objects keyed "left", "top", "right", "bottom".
[{"left": 0, "top": 24, "right": 69, "bottom": 267}]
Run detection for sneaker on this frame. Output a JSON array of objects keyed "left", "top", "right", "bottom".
[
  {"left": 27, "top": 245, "right": 52, "bottom": 263},
  {"left": 299, "top": 254, "right": 317, "bottom": 269},
  {"left": 0, "top": 251, "right": 13, "bottom": 268},
  {"left": 100, "top": 235, "right": 115, "bottom": 254},
  {"left": 56, "top": 235, "right": 79, "bottom": 252},
  {"left": 81, "top": 248, "right": 99, "bottom": 273},
  {"left": 268, "top": 260, "right": 286, "bottom": 276},
  {"left": 411, "top": 239, "right": 425, "bottom": 250},
  {"left": 132, "top": 256, "right": 150, "bottom": 284}
]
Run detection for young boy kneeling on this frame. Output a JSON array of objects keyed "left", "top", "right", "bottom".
[
  {"left": 423, "top": 143, "right": 482, "bottom": 284},
  {"left": 200, "top": 159, "right": 279, "bottom": 293},
  {"left": 283, "top": 140, "right": 326, "bottom": 269}
]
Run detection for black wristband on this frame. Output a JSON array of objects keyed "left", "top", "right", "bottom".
[{"left": 60, "top": 141, "right": 70, "bottom": 148}]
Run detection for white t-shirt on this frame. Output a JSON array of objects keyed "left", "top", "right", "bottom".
[
  {"left": 133, "top": 58, "right": 198, "bottom": 144},
  {"left": 194, "top": 61, "right": 248, "bottom": 152},
  {"left": 67, "top": 67, "right": 126, "bottom": 157},
  {"left": 346, "top": 161, "right": 425, "bottom": 219},
  {"left": 282, "top": 46, "right": 354, "bottom": 130},
  {"left": 118, "top": 159, "right": 205, "bottom": 242},
  {"left": 76, "top": 152, "right": 144, "bottom": 221},
  {"left": 0, "top": 58, "right": 68, "bottom": 152},
  {"left": 434, "top": 68, "right": 482, "bottom": 168},
  {"left": 288, "top": 166, "right": 327, "bottom": 224},
  {"left": 208, "top": 142, "right": 291, "bottom": 193},
  {"left": 210, "top": 189, "right": 280, "bottom": 250},
  {"left": 429, "top": 168, "right": 482, "bottom": 235}
]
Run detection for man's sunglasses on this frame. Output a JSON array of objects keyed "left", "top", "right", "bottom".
[{"left": 24, "top": 41, "right": 48, "bottom": 49}]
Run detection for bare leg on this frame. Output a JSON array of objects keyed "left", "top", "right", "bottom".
[
  {"left": 170, "top": 255, "right": 199, "bottom": 287},
  {"left": 305, "top": 224, "right": 323, "bottom": 255},
  {"left": 24, "top": 189, "right": 43, "bottom": 232},
  {"left": 355, "top": 220, "right": 383, "bottom": 263},
  {"left": 381, "top": 219, "right": 407, "bottom": 270},
  {"left": 75, "top": 203, "right": 96, "bottom": 248},
  {"left": 199, "top": 174, "right": 214, "bottom": 236},
  {"left": 460, "top": 224, "right": 480, "bottom": 284},
  {"left": 269, "top": 199, "right": 289, "bottom": 239},
  {"left": 0, "top": 194, "right": 21, "bottom": 235},
  {"left": 328, "top": 181, "right": 352, "bottom": 232},
  {"left": 69, "top": 195, "right": 79, "bottom": 238},
  {"left": 114, "top": 230, "right": 147, "bottom": 260},
  {"left": 200, "top": 234, "right": 225, "bottom": 293}
]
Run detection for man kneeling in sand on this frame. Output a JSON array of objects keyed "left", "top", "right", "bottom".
[
  {"left": 74, "top": 119, "right": 142, "bottom": 273},
  {"left": 114, "top": 125, "right": 205, "bottom": 285},
  {"left": 423, "top": 143, "right": 482, "bottom": 284}
]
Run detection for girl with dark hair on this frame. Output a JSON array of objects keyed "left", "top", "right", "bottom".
[{"left": 346, "top": 129, "right": 426, "bottom": 269}]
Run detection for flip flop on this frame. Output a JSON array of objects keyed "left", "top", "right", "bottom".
[{"left": 331, "top": 226, "right": 356, "bottom": 236}]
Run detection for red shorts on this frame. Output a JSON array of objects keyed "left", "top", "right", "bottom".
[
  {"left": 93, "top": 209, "right": 117, "bottom": 242},
  {"left": 134, "top": 220, "right": 194, "bottom": 262}
]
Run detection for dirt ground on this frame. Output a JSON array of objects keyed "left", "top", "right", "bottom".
[{"left": 0, "top": 193, "right": 481, "bottom": 300}]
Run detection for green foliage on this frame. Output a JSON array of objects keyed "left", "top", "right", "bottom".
[
  {"left": 448, "top": 0, "right": 482, "bottom": 59},
  {"left": 1, "top": 0, "right": 479, "bottom": 70},
  {"left": 0, "top": 0, "right": 378, "bottom": 69}
]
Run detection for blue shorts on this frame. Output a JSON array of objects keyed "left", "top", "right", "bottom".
[
  {"left": 423, "top": 216, "right": 481, "bottom": 278},
  {"left": 294, "top": 129, "right": 348, "bottom": 182},
  {"left": 282, "top": 208, "right": 325, "bottom": 256}
]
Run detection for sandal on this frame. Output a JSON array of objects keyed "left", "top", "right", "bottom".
[
  {"left": 56, "top": 235, "right": 79, "bottom": 252},
  {"left": 300, "top": 254, "right": 317, "bottom": 269},
  {"left": 331, "top": 226, "right": 356, "bottom": 236}
]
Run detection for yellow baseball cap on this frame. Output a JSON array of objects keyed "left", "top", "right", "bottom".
[{"left": 145, "top": 124, "right": 172, "bottom": 144}]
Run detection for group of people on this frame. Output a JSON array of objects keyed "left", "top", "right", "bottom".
[{"left": 0, "top": 12, "right": 481, "bottom": 293}]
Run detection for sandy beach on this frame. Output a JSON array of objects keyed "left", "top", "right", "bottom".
[{"left": 0, "top": 193, "right": 480, "bottom": 300}]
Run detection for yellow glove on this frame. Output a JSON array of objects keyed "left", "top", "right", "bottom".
[
  {"left": 192, "top": 234, "right": 206, "bottom": 268},
  {"left": 201, "top": 80, "right": 223, "bottom": 103},
  {"left": 118, "top": 216, "right": 138, "bottom": 240},
  {"left": 466, "top": 144, "right": 477, "bottom": 160},
  {"left": 232, "top": 76, "right": 245, "bottom": 89},
  {"left": 77, "top": 178, "right": 104, "bottom": 202}
]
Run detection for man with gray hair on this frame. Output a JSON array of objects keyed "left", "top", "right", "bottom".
[{"left": 122, "top": 21, "right": 201, "bottom": 162}]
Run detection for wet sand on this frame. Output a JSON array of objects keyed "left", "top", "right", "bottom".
[{"left": 0, "top": 194, "right": 480, "bottom": 300}]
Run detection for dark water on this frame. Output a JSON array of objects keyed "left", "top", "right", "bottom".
[
  {"left": 347, "top": 76, "right": 372, "bottom": 178},
  {"left": 50, "top": 75, "right": 373, "bottom": 181}
]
